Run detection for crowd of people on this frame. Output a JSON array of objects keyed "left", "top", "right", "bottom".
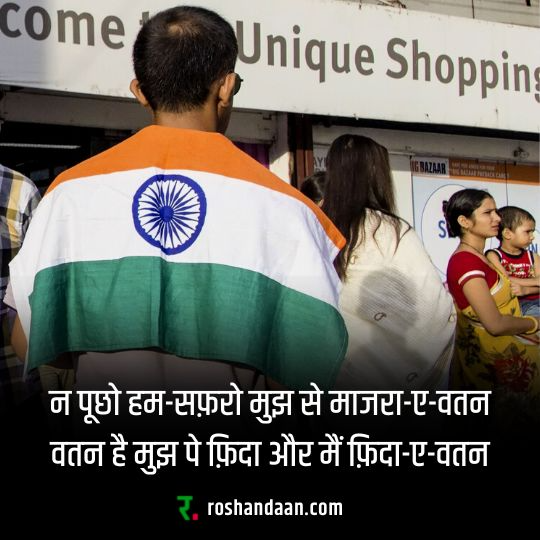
[{"left": 1, "top": 6, "right": 538, "bottom": 423}]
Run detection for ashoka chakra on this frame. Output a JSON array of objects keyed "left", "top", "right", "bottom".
[{"left": 132, "top": 174, "right": 207, "bottom": 255}]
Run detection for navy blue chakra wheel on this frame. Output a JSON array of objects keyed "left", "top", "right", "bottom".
[{"left": 132, "top": 174, "right": 207, "bottom": 255}]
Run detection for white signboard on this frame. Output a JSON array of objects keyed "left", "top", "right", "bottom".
[
  {"left": 412, "top": 157, "right": 540, "bottom": 280},
  {"left": 0, "top": 0, "right": 538, "bottom": 133}
]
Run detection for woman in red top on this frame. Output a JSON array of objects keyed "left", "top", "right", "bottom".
[{"left": 444, "top": 189, "right": 539, "bottom": 416}]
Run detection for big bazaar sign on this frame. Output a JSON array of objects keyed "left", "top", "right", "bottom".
[{"left": 0, "top": 0, "right": 538, "bottom": 132}]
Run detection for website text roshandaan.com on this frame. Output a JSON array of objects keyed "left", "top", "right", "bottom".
[{"left": 207, "top": 499, "right": 342, "bottom": 518}]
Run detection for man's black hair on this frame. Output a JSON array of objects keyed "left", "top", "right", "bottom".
[{"left": 133, "top": 6, "right": 238, "bottom": 112}]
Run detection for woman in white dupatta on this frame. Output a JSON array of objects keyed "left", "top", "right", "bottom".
[{"left": 321, "top": 135, "right": 456, "bottom": 390}]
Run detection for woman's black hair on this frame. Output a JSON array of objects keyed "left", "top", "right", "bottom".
[
  {"left": 442, "top": 188, "right": 492, "bottom": 238},
  {"left": 321, "top": 134, "right": 409, "bottom": 280}
]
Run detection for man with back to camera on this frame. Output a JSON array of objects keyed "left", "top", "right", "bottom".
[
  {"left": 7, "top": 6, "right": 347, "bottom": 392},
  {"left": 0, "top": 163, "right": 40, "bottom": 413}
]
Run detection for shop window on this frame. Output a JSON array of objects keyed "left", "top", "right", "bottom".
[{"left": 233, "top": 141, "right": 270, "bottom": 169}]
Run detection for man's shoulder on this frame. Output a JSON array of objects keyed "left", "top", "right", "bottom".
[
  {"left": 0, "top": 164, "right": 39, "bottom": 203},
  {"left": 46, "top": 126, "right": 287, "bottom": 189},
  {"left": 0, "top": 163, "right": 17, "bottom": 179},
  {"left": 50, "top": 131, "right": 143, "bottom": 189},
  {"left": 0, "top": 163, "right": 32, "bottom": 185}
]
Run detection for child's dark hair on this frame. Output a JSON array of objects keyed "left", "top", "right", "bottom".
[
  {"left": 300, "top": 171, "right": 327, "bottom": 205},
  {"left": 442, "top": 188, "right": 493, "bottom": 238},
  {"left": 496, "top": 206, "right": 536, "bottom": 241}
]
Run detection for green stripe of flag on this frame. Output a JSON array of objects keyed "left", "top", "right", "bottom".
[{"left": 28, "top": 257, "right": 347, "bottom": 389}]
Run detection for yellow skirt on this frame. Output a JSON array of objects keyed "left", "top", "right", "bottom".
[{"left": 451, "top": 271, "right": 540, "bottom": 401}]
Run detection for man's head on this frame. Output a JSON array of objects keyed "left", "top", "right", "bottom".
[{"left": 131, "top": 6, "right": 238, "bottom": 129}]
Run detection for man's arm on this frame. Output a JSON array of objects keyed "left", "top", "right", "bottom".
[{"left": 11, "top": 315, "right": 27, "bottom": 361}]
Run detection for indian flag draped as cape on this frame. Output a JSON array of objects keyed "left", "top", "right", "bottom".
[{"left": 9, "top": 126, "right": 347, "bottom": 389}]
